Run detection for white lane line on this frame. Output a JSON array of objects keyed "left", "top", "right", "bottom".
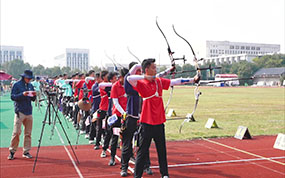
[
  {"left": 150, "top": 156, "right": 285, "bottom": 169},
  {"left": 106, "top": 149, "right": 135, "bottom": 173},
  {"left": 55, "top": 126, "right": 84, "bottom": 178},
  {"left": 195, "top": 139, "right": 285, "bottom": 175},
  {"left": 203, "top": 138, "right": 285, "bottom": 166}
]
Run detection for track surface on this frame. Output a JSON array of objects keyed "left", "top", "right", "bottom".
[{"left": 1, "top": 135, "right": 284, "bottom": 178}]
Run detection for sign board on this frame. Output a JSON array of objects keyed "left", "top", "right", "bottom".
[
  {"left": 113, "top": 127, "right": 121, "bottom": 136},
  {"left": 273, "top": 133, "right": 285, "bottom": 150},
  {"left": 167, "top": 109, "right": 177, "bottom": 117},
  {"left": 234, "top": 126, "right": 252, "bottom": 140},
  {"left": 205, "top": 118, "right": 218, "bottom": 129}
]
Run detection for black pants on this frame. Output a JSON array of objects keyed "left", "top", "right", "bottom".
[
  {"left": 134, "top": 123, "right": 168, "bottom": 178},
  {"left": 89, "top": 120, "right": 97, "bottom": 141},
  {"left": 95, "top": 110, "right": 107, "bottom": 146},
  {"left": 73, "top": 104, "right": 80, "bottom": 125},
  {"left": 80, "top": 111, "right": 90, "bottom": 133},
  {"left": 121, "top": 116, "right": 151, "bottom": 171}
]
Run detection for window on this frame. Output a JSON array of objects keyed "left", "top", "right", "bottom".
[
  {"left": 235, "top": 46, "right": 239, "bottom": 49},
  {"left": 16, "top": 51, "right": 22, "bottom": 56},
  {"left": 246, "top": 46, "right": 250, "bottom": 50},
  {"left": 251, "top": 46, "right": 255, "bottom": 50},
  {"left": 256, "top": 47, "right": 260, "bottom": 50},
  {"left": 241, "top": 46, "right": 245, "bottom": 50},
  {"left": 230, "top": 45, "right": 234, "bottom": 49}
]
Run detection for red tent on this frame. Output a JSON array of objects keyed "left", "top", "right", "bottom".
[{"left": 0, "top": 71, "right": 12, "bottom": 81}]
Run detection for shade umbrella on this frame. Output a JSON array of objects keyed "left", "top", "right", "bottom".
[{"left": 0, "top": 71, "right": 12, "bottom": 81}]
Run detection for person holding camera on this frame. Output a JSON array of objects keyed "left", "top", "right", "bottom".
[{"left": 8, "top": 70, "right": 37, "bottom": 160}]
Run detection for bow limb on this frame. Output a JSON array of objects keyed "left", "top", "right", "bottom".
[
  {"left": 104, "top": 51, "right": 118, "bottom": 71},
  {"left": 127, "top": 46, "right": 141, "bottom": 64},
  {"left": 112, "top": 55, "right": 125, "bottom": 68},
  {"left": 156, "top": 17, "right": 175, "bottom": 112},
  {"left": 172, "top": 25, "right": 202, "bottom": 133}
]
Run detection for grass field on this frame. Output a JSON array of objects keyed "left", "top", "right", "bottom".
[
  {"left": 0, "top": 86, "right": 284, "bottom": 148},
  {"left": 163, "top": 86, "right": 285, "bottom": 140}
]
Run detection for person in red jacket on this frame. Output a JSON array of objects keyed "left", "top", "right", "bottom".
[
  {"left": 94, "top": 70, "right": 110, "bottom": 149},
  {"left": 100, "top": 68, "right": 129, "bottom": 166},
  {"left": 127, "top": 58, "right": 200, "bottom": 178}
]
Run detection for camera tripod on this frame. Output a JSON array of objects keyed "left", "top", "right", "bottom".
[
  {"left": 32, "top": 92, "right": 79, "bottom": 173},
  {"left": 49, "top": 90, "right": 70, "bottom": 140}
]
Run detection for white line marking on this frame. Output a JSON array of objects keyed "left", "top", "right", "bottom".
[
  {"left": 195, "top": 139, "right": 285, "bottom": 175},
  {"left": 106, "top": 149, "right": 135, "bottom": 173},
  {"left": 150, "top": 156, "right": 285, "bottom": 169},
  {"left": 203, "top": 138, "right": 285, "bottom": 166},
  {"left": 55, "top": 126, "right": 84, "bottom": 178}
]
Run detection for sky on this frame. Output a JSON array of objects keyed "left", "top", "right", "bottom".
[{"left": 1, "top": 0, "right": 284, "bottom": 68}]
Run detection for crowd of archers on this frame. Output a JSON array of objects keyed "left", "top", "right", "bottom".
[{"left": 26, "top": 58, "right": 200, "bottom": 178}]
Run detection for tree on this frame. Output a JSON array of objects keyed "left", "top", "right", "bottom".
[
  {"left": 230, "top": 61, "right": 258, "bottom": 85},
  {"left": 252, "top": 54, "right": 285, "bottom": 68},
  {"left": 61, "top": 66, "right": 72, "bottom": 75},
  {"left": 32, "top": 64, "right": 46, "bottom": 76},
  {"left": 2, "top": 59, "right": 32, "bottom": 79},
  {"left": 51, "top": 66, "right": 62, "bottom": 76}
]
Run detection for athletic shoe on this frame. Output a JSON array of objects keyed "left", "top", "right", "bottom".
[
  {"left": 79, "top": 130, "right": 85, "bottom": 135},
  {"left": 89, "top": 140, "right": 95, "bottom": 144},
  {"left": 162, "top": 176, "right": 169, "bottom": 178},
  {"left": 108, "top": 157, "right": 115, "bottom": 166},
  {"left": 85, "top": 134, "right": 89, "bottom": 139},
  {"left": 100, "top": 150, "right": 106, "bottom": 158},
  {"left": 120, "top": 169, "right": 128, "bottom": 177},
  {"left": 22, "top": 152, "right": 32, "bottom": 159},
  {"left": 7, "top": 151, "right": 15, "bottom": 160},
  {"left": 94, "top": 145, "right": 100, "bottom": 150},
  {"left": 144, "top": 168, "right": 153, "bottom": 175}
]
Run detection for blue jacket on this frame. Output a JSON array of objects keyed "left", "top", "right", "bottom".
[
  {"left": 124, "top": 73, "right": 140, "bottom": 116},
  {"left": 91, "top": 82, "right": 101, "bottom": 114},
  {"left": 11, "top": 78, "right": 36, "bottom": 115}
]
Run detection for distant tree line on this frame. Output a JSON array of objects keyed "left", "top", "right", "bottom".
[
  {"left": 0, "top": 59, "right": 104, "bottom": 79},
  {"left": 0, "top": 54, "right": 284, "bottom": 85}
]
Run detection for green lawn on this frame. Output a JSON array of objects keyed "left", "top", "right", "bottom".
[
  {"left": 163, "top": 86, "right": 285, "bottom": 140},
  {"left": 0, "top": 87, "right": 284, "bottom": 148},
  {"left": 0, "top": 93, "right": 89, "bottom": 148}
]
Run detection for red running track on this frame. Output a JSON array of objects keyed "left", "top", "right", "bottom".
[{"left": 0, "top": 135, "right": 284, "bottom": 178}]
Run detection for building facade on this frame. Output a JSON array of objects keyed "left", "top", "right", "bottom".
[
  {"left": 204, "top": 41, "right": 280, "bottom": 65},
  {"left": 0, "top": 46, "right": 24, "bottom": 65},
  {"left": 66, "top": 48, "right": 89, "bottom": 71},
  {"left": 253, "top": 67, "right": 285, "bottom": 86}
]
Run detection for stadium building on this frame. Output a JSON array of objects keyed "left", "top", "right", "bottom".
[
  {"left": 66, "top": 48, "right": 89, "bottom": 71},
  {"left": 204, "top": 41, "right": 280, "bottom": 65},
  {"left": 0, "top": 45, "right": 24, "bottom": 65}
]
